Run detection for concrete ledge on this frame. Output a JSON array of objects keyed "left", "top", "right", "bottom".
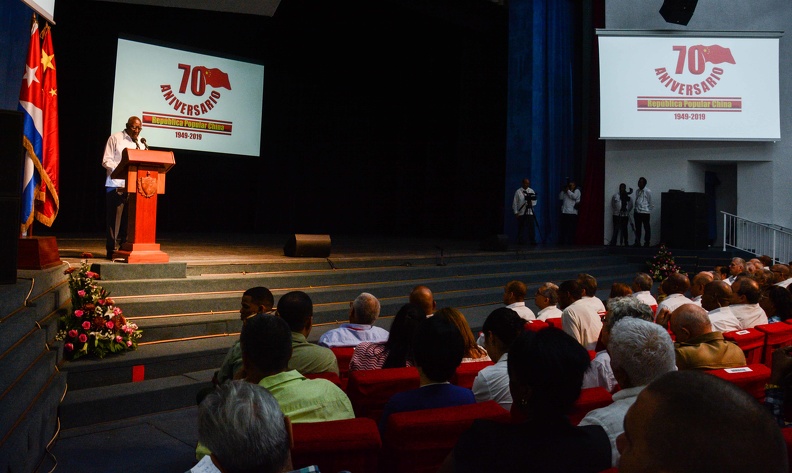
[{"left": 90, "top": 262, "right": 187, "bottom": 280}]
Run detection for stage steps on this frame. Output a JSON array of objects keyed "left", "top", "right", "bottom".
[{"left": 58, "top": 247, "right": 643, "bottom": 429}]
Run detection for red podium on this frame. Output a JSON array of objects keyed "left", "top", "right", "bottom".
[{"left": 110, "top": 149, "right": 175, "bottom": 263}]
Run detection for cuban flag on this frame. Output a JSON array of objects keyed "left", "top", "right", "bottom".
[{"left": 18, "top": 17, "right": 43, "bottom": 234}]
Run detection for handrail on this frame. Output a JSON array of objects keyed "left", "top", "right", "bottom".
[{"left": 722, "top": 212, "right": 792, "bottom": 264}]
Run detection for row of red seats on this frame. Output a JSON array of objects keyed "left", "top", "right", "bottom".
[{"left": 724, "top": 321, "right": 792, "bottom": 366}]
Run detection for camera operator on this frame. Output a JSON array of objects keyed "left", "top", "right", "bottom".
[
  {"left": 558, "top": 180, "right": 581, "bottom": 245},
  {"left": 512, "top": 178, "right": 538, "bottom": 245},
  {"left": 610, "top": 183, "right": 633, "bottom": 246}
]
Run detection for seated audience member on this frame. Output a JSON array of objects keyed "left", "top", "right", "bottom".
[
  {"left": 380, "top": 316, "right": 475, "bottom": 431},
  {"left": 759, "top": 255, "right": 774, "bottom": 269},
  {"left": 191, "top": 380, "right": 307, "bottom": 473},
  {"left": 214, "top": 287, "right": 274, "bottom": 386},
  {"left": 730, "top": 277, "right": 769, "bottom": 328},
  {"left": 667, "top": 304, "right": 746, "bottom": 370},
  {"left": 762, "top": 285, "right": 792, "bottom": 323},
  {"left": 755, "top": 268, "right": 776, "bottom": 291},
  {"left": 439, "top": 329, "right": 612, "bottom": 473},
  {"left": 409, "top": 285, "right": 436, "bottom": 316},
  {"left": 318, "top": 292, "right": 388, "bottom": 347},
  {"left": 434, "top": 307, "right": 490, "bottom": 362},
  {"left": 579, "top": 318, "right": 676, "bottom": 467},
  {"left": 472, "top": 308, "right": 525, "bottom": 410},
  {"left": 577, "top": 273, "right": 607, "bottom": 316},
  {"left": 725, "top": 257, "right": 746, "bottom": 285},
  {"left": 559, "top": 280, "right": 603, "bottom": 350},
  {"left": 534, "top": 282, "right": 563, "bottom": 321},
  {"left": 349, "top": 303, "right": 426, "bottom": 371},
  {"left": 501, "top": 280, "right": 536, "bottom": 321},
  {"left": 773, "top": 263, "right": 792, "bottom": 288},
  {"left": 277, "top": 291, "right": 339, "bottom": 376},
  {"left": 609, "top": 283, "right": 633, "bottom": 300},
  {"left": 631, "top": 272, "right": 658, "bottom": 313},
  {"left": 616, "top": 371, "right": 788, "bottom": 473},
  {"left": 655, "top": 273, "right": 693, "bottom": 313},
  {"left": 688, "top": 271, "right": 713, "bottom": 307},
  {"left": 582, "top": 297, "right": 653, "bottom": 393},
  {"left": 699, "top": 280, "right": 741, "bottom": 332},
  {"left": 766, "top": 345, "right": 792, "bottom": 426}
]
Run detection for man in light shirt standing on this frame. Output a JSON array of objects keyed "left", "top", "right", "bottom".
[
  {"left": 632, "top": 177, "right": 653, "bottom": 247},
  {"left": 512, "top": 178, "right": 538, "bottom": 245}
]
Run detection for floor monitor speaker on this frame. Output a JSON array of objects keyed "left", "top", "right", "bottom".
[{"left": 284, "top": 234, "right": 332, "bottom": 258}]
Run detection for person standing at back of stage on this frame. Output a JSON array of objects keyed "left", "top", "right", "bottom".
[
  {"left": 633, "top": 177, "right": 653, "bottom": 247},
  {"left": 512, "top": 178, "right": 538, "bottom": 245},
  {"left": 559, "top": 180, "right": 581, "bottom": 245},
  {"left": 102, "top": 116, "right": 144, "bottom": 260},
  {"left": 610, "top": 183, "right": 632, "bottom": 246}
]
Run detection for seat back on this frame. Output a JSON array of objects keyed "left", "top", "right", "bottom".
[
  {"left": 705, "top": 364, "right": 771, "bottom": 401},
  {"left": 545, "top": 317, "right": 563, "bottom": 330},
  {"left": 755, "top": 323, "right": 792, "bottom": 366},
  {"left": 291, "top": 417, "right": 381, "bottom": 473},
  {"left": 381, "top": 400, "right": 510, "bottom": 473},
  {"left": 330, "top": 346, "right": 355, "bottom": 378},
  {"left": 451, "top": 360, "right": 494, "bottom": 389},
  {"left": 723, "top": 328, "right": 765, "bottom": 364},
  {"left": 568, "top": 386, "right": 614, "bottom": 424},
  {"left": 346, "top": 367, "right": 420, "bottom": 420},
  {"left": 524, "top": 319, "right": 549, "bottom": 332}
]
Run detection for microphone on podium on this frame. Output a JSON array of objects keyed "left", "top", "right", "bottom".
[
  {"left": 132, "top": 137, "right": 140, "bottom": 149},
  {"left": 141, "top": 138, "right": 149, "bottom": 150}
]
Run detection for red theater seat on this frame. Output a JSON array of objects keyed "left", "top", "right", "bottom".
[
  {"left": 706, "top": 364, "right": 771, "bottom": 401},
  {"left": 330, "top": 346, "right": 355, "bottom": 378},
  {"left": 346, "top": 367, "right": 420, "bottom": 421},
  {"left": 452, "top": 360, "right": 494, "bottom": 389},
  {"left": 545, "top": 317, "right": 563, "bottom": 329},
  {"left": 381, "top": 400, "right": 510, "bottom": 473},
  {"left": 755, "top": 323, "right": 792, "bottom": 366},
  {"left": 291, "top": 417, "right": 381, "bottom": 473},
  {"left": 524, "top": 319, "right": 549, "bottom": 332},
  {"left": 304, "top": 371, "right": 343, "bottom": 388},
  {"left": 569, "top": 387, "right": 613, "bottom": 424},
  {"left": 723, "top": 328, "right": 765, "bottom": 364},
  {"left": 783, "top": 428, "right": 792, "bottom": 473}
]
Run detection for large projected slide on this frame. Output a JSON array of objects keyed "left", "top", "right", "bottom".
[
  {"left": 111, "top": 38, "right": 264, "bottom": 156},
  {"left": 597, "top": 31, "right": 781, "bottom": 141}
]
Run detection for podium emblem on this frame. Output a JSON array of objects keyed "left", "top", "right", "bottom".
[{"left": 137, "top": 173, "right": 157, "bottom": 198}]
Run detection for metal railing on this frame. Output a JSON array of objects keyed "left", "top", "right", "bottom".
[{"left": 722, "top": 212, "right": 792, "bottom": 263}]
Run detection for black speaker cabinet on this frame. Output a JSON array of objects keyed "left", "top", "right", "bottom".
[
  {"left": 661, "top": 192, "right": 708, "bottom": 249},
  {"left": 283, "top": 234, "right": 331, "bottom": 258},
  {"left": 659, "top": 0, "right": 699, "bottom": 26},
  {"left": 0, "top": 111, "right": 24, "bottom": 284},
  {"left": 480, "top": 234, "right": 509, "bottom": 251}
]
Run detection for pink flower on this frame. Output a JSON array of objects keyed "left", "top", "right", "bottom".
[
  {"left": 98, "top": 299, "right": 105, "bottom": 306},
  {"left": 106, "top": 298, "right": 115, "bottom": 305},
  {"left": 78, "top": 334, "right": 88, "bottom": 343},
  {"left": 74, "top": 309, "right": 83, "bottom": 318},
  {"left": 78, "top": 290, "right": 86, "bottom": 297},
  {"left": 116, "top": 336, "right": 123, "bottom": 343},
  {"left": 85, "top": 271, "right": 99, "bottom": 279},
  {"left": 113, "top": 307, "right": 122, "bottom": 316},
  {"left": 106, "top": 321, "right": 115, "bottom": 330},
  {"left": 64, "top": 343, "right": 74, "bottom": 351},
  {"left": 82, "top": 321, "right": 91, "bottom": 330},
  {"left": 68, "top": 329, "right": 78, "bottom": 338},
  {"left": 126, "top": 341, "right": 133, "bottom": 347}
]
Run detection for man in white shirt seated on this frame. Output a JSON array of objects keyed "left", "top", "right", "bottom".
[
  {"left": 472, "top": 308, "right": 525, "bottom": 411},
  {"left": 319, "top": 292, "right": 389, "bottom": 347},
  {"left": 577, "top": 273, "right": 607, "bottom": 317},
  {"left": 772, "top": 264, "right": 792, "bottom": 288},
  {"left": 534, "top": 282, "right": 563, "bottom": 321},
  {"left": 656, "top": 273, "right": 693, "bottom": 314},
  {"left": 559, "top": 280, "right": 602, "bottom": 350},
  {"left": 700, "top": 281, "right": 742, "bottom": 333},
  {"left": 501, "top": 280, "right": 536, "bottom": 321},
  {"left": 409, "top": 285, "right": 436, "bottom": 317},
  {"left": 725, "top": 257, "right": 745, "bottom": 285},
  {"left": 582, "top": 297, "right": 654, "bottom": 393},
  {"left": 689, "top": 271, "right": 713, "bottom": 307},
  {"left": 631, "top": 272, "right": 658, "bottom": 314},
  {"left": 579, "top": 317, "right": 676, "bottom": 467},
  {"left": 730, "top": 277, "right": 768, "bottom": 328}
]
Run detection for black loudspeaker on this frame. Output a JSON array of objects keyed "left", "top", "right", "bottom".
[
  {"left": 659, "top": 0, "right": 699, "bottom": 26},
  {"left": 480, "top": 234, "right": 509, "bottom": 252},
  {"left": 0, "top": 110, "right": 24, "bottom": 284},
  {"left": 661, "top": 192, "right": 708, "bottom": 249},
  {"left": 283, "top": 234, "right": 332, "bottom": 257}
]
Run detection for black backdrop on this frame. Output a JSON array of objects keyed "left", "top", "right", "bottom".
[{"left": 50, "top": 0, "right": 507, "bottom": 238}]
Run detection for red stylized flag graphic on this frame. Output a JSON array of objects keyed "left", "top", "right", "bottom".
[
  {"left": 700, "top": 45, "right": 736, "bottom": 65},
  {"left": 197, "top": 67, "right": 231, "bottom": 90},
  {"left": 37, "top": 24, "right": 60, "bottom": 226}
]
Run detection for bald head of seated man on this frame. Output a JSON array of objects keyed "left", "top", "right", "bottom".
[
  {"left": 409, "top": 285, "right": 436, "bottom": 316},
  {"left": 669, "top": 304, "right": 745, "bottom": 370}
]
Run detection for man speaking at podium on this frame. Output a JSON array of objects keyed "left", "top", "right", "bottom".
[{"left": 102, "top": 116, "right": 145, "bottom": 260}]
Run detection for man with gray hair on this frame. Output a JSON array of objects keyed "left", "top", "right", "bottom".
[
  {"left": 579, "top": 317, "right": 676, "bottom": 467},
  {"left": 534, "top": 282, "right": 563, "bottom": 321},
  {"left": 319, "top": 292, "right": 388, "bottom": 347},
  {"left": 726, "top": 257, "right": 746, "bottom": 285},
  {"left": 190, "top": 380, "right": 292, "bottom": 473},
  {"left": 582, "top": 297, "right": 654, "bottom": 392}
]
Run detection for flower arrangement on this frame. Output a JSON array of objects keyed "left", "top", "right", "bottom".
[
  {"left": 646, "top": 244, "right": 685, "bottom": 281},
  {"left": 56, "top": 262, "right": 142, "bottom": 360}
]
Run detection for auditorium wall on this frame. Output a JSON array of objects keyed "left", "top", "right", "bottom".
[{"left": 603, "top": 0, "right": 792, "bottom": 247}]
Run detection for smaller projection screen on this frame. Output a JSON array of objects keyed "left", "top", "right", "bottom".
[
  {"left": 111, "top": 38, "right": 264, "bottom": 156},
  {"left": 597, "top": 30, "right": 781, "bottom": 141}
]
